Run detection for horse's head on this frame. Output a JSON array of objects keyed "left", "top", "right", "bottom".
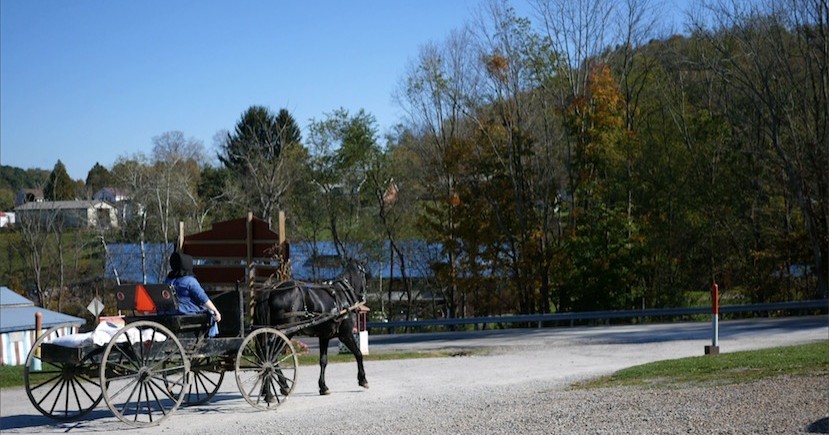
[{"left": 342, "top": 258, "right": 371, "bottom": 301}]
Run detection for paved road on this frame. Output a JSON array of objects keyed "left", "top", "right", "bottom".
[{"left": 1, "top": 316, "right": 826, "bottom": 434}]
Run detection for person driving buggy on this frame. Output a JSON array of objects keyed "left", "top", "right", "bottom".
[{"left": 165, "top": 251, "right": 222, "bottom": 337}]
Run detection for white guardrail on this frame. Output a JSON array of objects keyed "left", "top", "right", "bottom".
[{"left": 366, "top": 299, "right": 829, "bottom": 330}]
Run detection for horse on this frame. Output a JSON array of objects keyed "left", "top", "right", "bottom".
[{"left": 254, "top": 258, "right": 371, "bottom": 395}]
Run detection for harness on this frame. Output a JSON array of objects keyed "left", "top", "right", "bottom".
[{"left": 261, "top": 278, "right": 362, "bottom": 326}]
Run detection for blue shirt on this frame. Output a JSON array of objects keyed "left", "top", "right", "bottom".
[{"left": 165, "top": 275, "right": 218, "bottom": 336}]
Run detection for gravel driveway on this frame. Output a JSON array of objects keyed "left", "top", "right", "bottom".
[{"left": 1, "top": 316, "right": 827, "bottom": 434}]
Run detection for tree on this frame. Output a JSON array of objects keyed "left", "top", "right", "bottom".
[
  {"left": 397, "top": 26, "right": 480, "bottom": 319},
  {"left": 218, "top": 106, "right": 302, "bottom": 221},
  {"left": 305, "top": 108, "right": 381, "bottom": 255},
  {"left": 43, "top": 160, "right": 75, "bottom": 201},
  {"left": 148, "top": 131, "right": 205, "bottom": 269},
  {"left": 691, "top": 0, "right": 829, "bottom": 298},
  {"left": 85, "top": 162, "right": 112, "bottom": 196}
]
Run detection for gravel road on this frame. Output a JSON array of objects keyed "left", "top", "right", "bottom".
[{"left": 1, "top": 316, "right": 827, "bottom": 434}]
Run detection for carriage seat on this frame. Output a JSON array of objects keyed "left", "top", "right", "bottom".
[{"left": 115, "top": 284, "right": 211, "bottom": 333}]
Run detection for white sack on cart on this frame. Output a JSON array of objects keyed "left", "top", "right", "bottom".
[{"left": 49, "top": 321, "right": 167, "bottom": 348}]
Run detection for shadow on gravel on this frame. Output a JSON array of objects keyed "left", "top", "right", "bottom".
[
  {"left": 0, "top": 408, "right": 114, "bottom": 432},
  {"left": 807, "top": 417, "right": 829, "bottom": 433}
]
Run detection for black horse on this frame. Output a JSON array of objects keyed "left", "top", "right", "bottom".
[{"left": 254, "top": 258, "right": 370, "bottom": 395}]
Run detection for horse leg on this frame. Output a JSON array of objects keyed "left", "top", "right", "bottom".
[
  {"left": 318, "top": 336, "right": 330, "bottom": 395},
  {"left": 339, "top": 326, "right": 368, "bottom": 389}
]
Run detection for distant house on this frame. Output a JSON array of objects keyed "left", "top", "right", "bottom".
[
  {"left": 93, "top": 187, "right": 137, "bottom": 224},
  {"left": 14, "top": 200, "right": 118, "bottom": 229},
  {"left": 0, "top": 212, "right": 15, "bottom": 228},
  {"left": 93, "top": 187, "right": 130, "bottom": 203},
  {"left": 14, "top": 188, "right": 44, "bottom": 206},
  {"left": 0, "top": 286, "right": 84, "bottom": 366}
]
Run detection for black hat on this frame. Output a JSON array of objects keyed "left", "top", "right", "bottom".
[{"left": 168, "top": 252, "right": 194, "bottom": 278}]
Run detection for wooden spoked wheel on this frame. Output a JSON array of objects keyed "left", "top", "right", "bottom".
[
  {"left": 179, "top": 356, "right": 225, "bottom": 405},
  {"left": 100, "top": 321, "right": 189, "bottom": 427},
  {"left": 235, "top": 328, "right": 298, "bottom": 410},
  {"left": 24, "top": 323, "right": 103, "bottom": 420}
]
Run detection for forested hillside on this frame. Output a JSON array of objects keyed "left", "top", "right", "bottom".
[{"left": 2, "top": 0, "right": 826, "bottom": 323}]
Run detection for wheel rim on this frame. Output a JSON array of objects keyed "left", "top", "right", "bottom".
[
  {"left": 235, "top": 328, "right": 297, "bottom": 410},
  {"left": 178, "top": 356, "right": 224, "bottom": 405},
  {"left": 100, "top": 321, "right": 189, "bottom": 427},
  {"left": 24, "top": 323, "right": 103, "bottom": 420}
]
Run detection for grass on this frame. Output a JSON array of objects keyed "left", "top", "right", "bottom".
[
  {"left": 0, "top": 364, "right": 25, "bottom": 389},
  {"left": 575, "top": 341, "right": 829, "bottom": 390}
]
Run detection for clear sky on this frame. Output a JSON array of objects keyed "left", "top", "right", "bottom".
[{"left": 1, "top": 0, "right": 689, "bottom": 181}]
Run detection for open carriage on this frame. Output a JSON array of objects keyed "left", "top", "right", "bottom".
[
  {"left": 24, "top": 278, "right": 365, "bottom": 427},
  {"left": 24, "top": 215, "right": 368, "bottom": 427}
]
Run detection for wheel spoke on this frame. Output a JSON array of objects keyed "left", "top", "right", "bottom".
[
  {"left": 71, "top": 376, "right": 98, "bottom": 403},
  {"left": 149, "top": 373, "right": 186, "bottom": 389},
  {"left": 68, "top": 379, "right": 82, "bottom": 417},
  {"left": 30, "top": 372, "right": 64, "bottom": 392},
  {"left": 102, "top": 321, "right": 188, "bottom": 426},
  {"left": 26, "top": 323, "right": 105, "bottom": 421},
  {"left": 48, "top": 379, "right": 67, "bottom": 415},
  {"left": 154, "top": 363, "right": 188, "bottom": 375},
  {"left": 236, "top": 329, "right": 297, "bottom": 411},
  {"left": 117, "top": 380, "right": 141, "bottom": 417}
]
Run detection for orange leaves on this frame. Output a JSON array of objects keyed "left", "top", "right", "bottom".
[{"left": 587, "top": 63, "right": 624, "bottom": 130}]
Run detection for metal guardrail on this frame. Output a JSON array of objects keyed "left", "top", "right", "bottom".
[{"left": 366, "top": 299, "right": 829, "bottom": 330}]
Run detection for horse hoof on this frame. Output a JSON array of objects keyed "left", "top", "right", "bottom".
[
  {"left": 359, "top": 381, "right": 369, "bottom": 389},
  {"left": 319, "top": 389, "right": 331, "bottom": 396}
]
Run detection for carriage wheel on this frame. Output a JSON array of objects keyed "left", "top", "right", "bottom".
[
  {"left": 100, "top": 321, "right": 189, "bottom": 427},
  {"left": 235, "top": 328, "right": 298, "bottom": 410},
  {"left": 178, "top": 356, "right": 225, "bottom": 406},
  {"left": 24, "top": 322, "right": 103, "bottom": 420}
]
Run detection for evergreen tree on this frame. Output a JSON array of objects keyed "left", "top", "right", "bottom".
[
  {"left": 218, "top": 106, "right": 303, "bottom": 220},
  {"left": 85, "top": 162, "right": 113, "bottom": 194},
  {"left": 43, "top": 160, "right": 75, "bottom": 201}
]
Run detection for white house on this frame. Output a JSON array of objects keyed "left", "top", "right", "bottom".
[
  {"left": 93, "top": 187, "right": 130, "bottom": 203},
  {"left": 0, "top": 212, "right": 15, "bottom": 228},
  {"left": 93, "top": 187, "right": 137, "bottom": 225},
  {"left": 14, "top": 200, "right": 118, "bottom": 229}
]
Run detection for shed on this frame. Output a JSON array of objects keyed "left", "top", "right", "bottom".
[
  {"left": 14, "top": 200, "right": 118, "bottom": 229},
  {"left": 0, "top": 286, "right": 85, "bottom": 366}
]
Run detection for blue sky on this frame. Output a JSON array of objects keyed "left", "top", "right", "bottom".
[{"left": 1, "top": 0, "right": 689, "bottom": 181}]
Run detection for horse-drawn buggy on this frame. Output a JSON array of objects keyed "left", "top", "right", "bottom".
[{"left": 23, "top": 259, "right": 370, "bottom": 427}]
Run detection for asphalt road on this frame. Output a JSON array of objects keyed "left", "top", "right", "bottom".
[{"left": 1, "top": 315, "right": 826, "bottom": 434}]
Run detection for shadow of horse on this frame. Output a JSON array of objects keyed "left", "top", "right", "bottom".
[{"left": 254, "top": 258, "right": 371, "bottom": 396}]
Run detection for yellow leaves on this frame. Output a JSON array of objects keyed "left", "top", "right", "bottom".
[
  {"left": 587, "top": 63, "right": 624, "bottom": 130},
  {"left": 485, "top": 53, "right": 510, "bottom": 83}
]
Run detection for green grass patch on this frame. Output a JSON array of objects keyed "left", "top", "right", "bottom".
[
  {"left": 576, "top": 341, "right": 829, "bottom": 390},
  {"left": 0, "top": 364, "right": 27, "bottom": 389}
]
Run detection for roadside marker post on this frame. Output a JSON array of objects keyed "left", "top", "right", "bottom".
[{"left": 705, "top": 282, "right": 720, "bottom": 355}]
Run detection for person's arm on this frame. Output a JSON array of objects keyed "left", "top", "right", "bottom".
[
  {"left": 188, "top": 277, "right": 222, "bottom": 323},
  {"left": 204, "top": 299, "right": 222, "bottom": 323}
]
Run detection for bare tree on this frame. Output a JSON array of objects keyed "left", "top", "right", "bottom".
[
  {"left": 149, "top": 131, "right": 205, "bottom": 276},
  {"left": 395, "top": 26, "right": 481, "bottom": 318},
  {"left": 17, "top": 206, "right": 60, "bottom": 307}
]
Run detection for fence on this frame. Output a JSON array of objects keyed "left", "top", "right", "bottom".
[{"left": 367, "top": 299, "right": 828, "bottom": 331}]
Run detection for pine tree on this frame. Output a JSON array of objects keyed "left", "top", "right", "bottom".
[{"left": 44, "top": 160, "right": 75, "bottom": 201}]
